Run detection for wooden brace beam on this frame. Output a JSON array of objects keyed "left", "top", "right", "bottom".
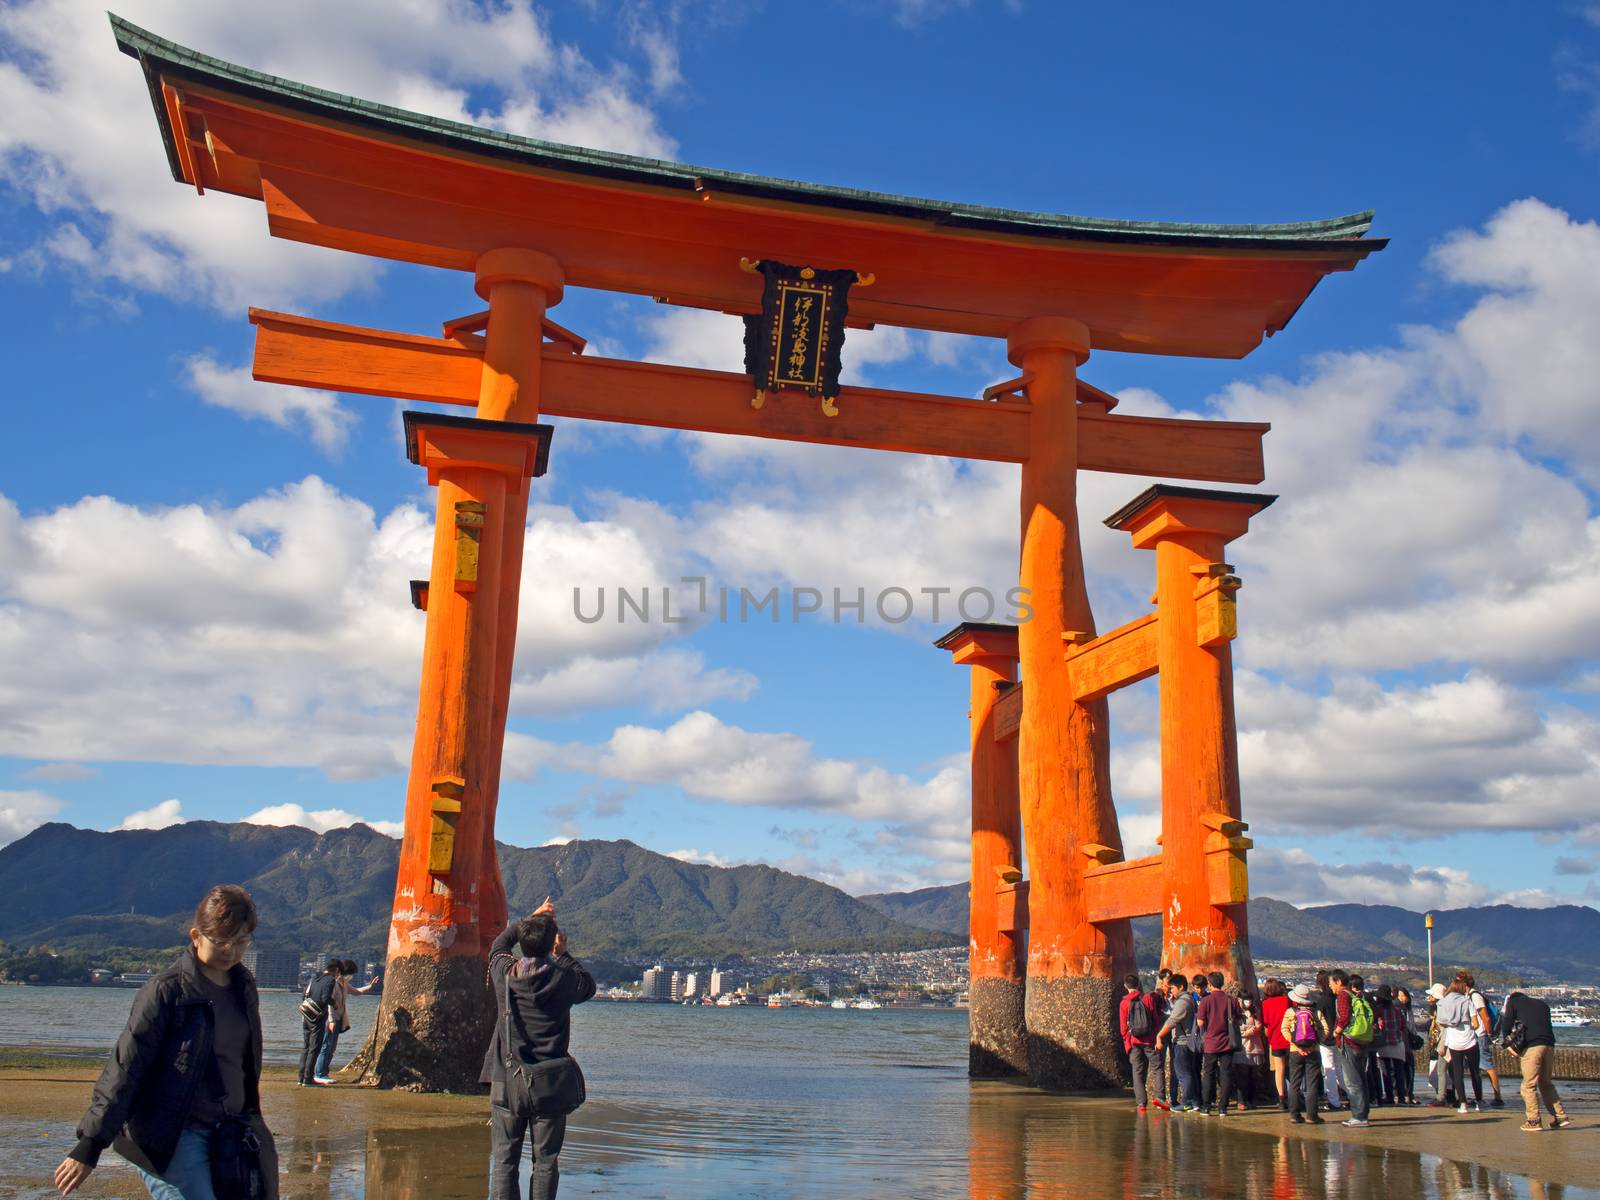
[
  {"left": 1084, "top": 854, "right": 1165, "bottom": 924},
  {"left": 249, "top": 309, "right": 1269, "bottom": 480},
  {"left": 1065, "top": 612, "right": 1159, "bottom": 703}
]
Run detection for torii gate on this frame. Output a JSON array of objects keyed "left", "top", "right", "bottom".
[{"left": 112, "top": 15, "right": 1384, "bottom": 1091}]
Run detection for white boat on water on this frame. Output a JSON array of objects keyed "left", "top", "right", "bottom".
[
  {"left": 1551, "top": 1007, "right": 1592, "bottom": 1027},
  {"left": 852, "top": 998, "right": 881, "bottom": 1010},
  {"left": 831, "top": 998, "right": 849, "bottom": 1009},
  {"left": 767, "top": 993, "right": 794, "bottom": 1008}
]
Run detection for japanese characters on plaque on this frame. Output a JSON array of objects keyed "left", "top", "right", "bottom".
[{"left": 742, "top": 260, "right": 861, "bottom": 415}]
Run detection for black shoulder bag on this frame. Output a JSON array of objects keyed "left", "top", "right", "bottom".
[
  {"left": 503, "top": 969, "right": 586, "bottom": 1119},
  {"left": 210, "top": 1114, "right": 266, "bottom": 1200}
]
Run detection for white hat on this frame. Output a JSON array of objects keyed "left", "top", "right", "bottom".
[
  {"left": 1289, "top": 983, "right": 1312, "bottom": 1005},
  {"left": 1426, "top": 983, "right": 1446, "bottom": 1002}
]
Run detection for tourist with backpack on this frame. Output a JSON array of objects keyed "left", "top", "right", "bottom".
[
  {"left": 1461, "top": 973, "right": 1506, "bottom": 1107},
  {"left": 1330, "top": 969, "right": 1374, "bottom": 1127},
  {"left": 1424, "top": 983, "right": 1457, "bottom": 1106},
  {"left": 1372, "top": 984, "right": 1408, "bottom": 1106},
  {"left": 1312, "top": 969, "right": 1344, "bottom": 1111},
  {"left": 1119, "top": 974, "right": 1162, "bottom": 1113},
  {"left": 298, "top": 958, "right": 342, "bottom": 1087},
  {"left": 1195, "top": 971, "right": 1237, "bottom": 1117},
  {"left": 1394, "top": 987, "right": 1420, "bottom": 1105},
  {"left": 1230, "top": 986, "right": 1267, "bottom": 1110},
  {"left": 1154, "top": 973, "right": 1200, "bottom": 1111},
  {"left": 1437, "top": 976, "right": 1483, "bottom": 1113},
  {"left": 484, "top": 896, "right": 596, "bottom": 1200},
  {"left": 1280, "top": 983, "right": 1329, "bottom": 1124},
  {"left": 1496, "top": 990, "right": 1573, "bottom": 1132}
]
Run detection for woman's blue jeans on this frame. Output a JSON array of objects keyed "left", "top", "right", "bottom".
[
  {"left": 136, "top": 1127, "right": 217, "bottom": 1200},
  {"left": 315, "top": 1027, "right": 341, "bottom": 1078}
]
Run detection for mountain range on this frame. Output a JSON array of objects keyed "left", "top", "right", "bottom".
[
  {"left": 2, "top": 821, "right": 1595, "bottom": 978},
  {"left": 857, "top": 883, "right": 1600, "bottom": 979},
  {"left": 0, "top": 822, "right": 953, "bottom": 962}
]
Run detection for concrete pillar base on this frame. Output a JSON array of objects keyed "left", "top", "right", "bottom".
[
  {"left": 349, "top": 953, "right": 494, "bottom": 1092},
  {"left": 1025, "top": 973, "right": 1125, "bottom": 1090},
  {"left": 969, "top": 976, "right": 1028, "bottom": 1077}
]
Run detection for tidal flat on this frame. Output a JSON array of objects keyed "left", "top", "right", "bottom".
[{"left": 3, "top": 997, "right": 1599, "bottom": 1199}]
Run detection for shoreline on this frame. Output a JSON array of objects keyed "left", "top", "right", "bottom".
[{"left": 4, "top": 1049, "right": 1597, "bottom": 1196}]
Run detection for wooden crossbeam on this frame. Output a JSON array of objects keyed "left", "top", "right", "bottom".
[
  {"left": 1065, "top": 612, "right": 1160, "bottom": 703},
  {"left": 1084, "top": 854, "right": 1165, "bottom": 923},
  {"left": 991, "top": 683, "right": 1023, "bottom": 743},
  {"left": 249, "top": 309, "right": 1269, "bottom": 480},
  {"left": 996, "top": 880, "right": 1029, "bottom": 934}
]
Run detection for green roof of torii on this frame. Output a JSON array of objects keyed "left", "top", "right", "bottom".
[{"left": 110, "top": 14, "right": 1382, "bottom": 254}]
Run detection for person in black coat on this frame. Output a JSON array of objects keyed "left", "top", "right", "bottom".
[
  {"left": 55, "top": 884, "right": 278, "bottom": 1198},
  {"left": 483, "top": 896, "right": 596, "bottom": 1200}
]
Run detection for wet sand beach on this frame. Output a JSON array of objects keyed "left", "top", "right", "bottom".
[{"left": 4, "top": 1049, "right": 1598, "bottom": 1199}]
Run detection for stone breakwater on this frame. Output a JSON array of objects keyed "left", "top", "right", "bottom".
[{"left": 1489, "top": 1045, "right": 1600, "bottom": 1081}]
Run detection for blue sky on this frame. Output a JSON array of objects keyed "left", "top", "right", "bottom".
[{"left": 2, "top": 1, "right": 1598, "bottom": 909}]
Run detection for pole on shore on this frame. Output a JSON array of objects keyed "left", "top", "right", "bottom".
[{"left": 1425, "top": 912, "right": 1434, "bottom": 988}]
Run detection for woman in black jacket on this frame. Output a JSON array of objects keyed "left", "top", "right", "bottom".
[{"left": 54, "top": 884, "right": 279, "bottom": 1198}]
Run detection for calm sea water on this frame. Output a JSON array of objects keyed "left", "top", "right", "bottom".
[{"left": 3, "top": 987, "right": 1597, "bottom": 1199}]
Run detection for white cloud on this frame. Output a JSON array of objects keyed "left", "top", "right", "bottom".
[
  {"left": 0, "top": 480, "right": 738, "bottom": 778},
  {"left": 244, "top": 803, "right": 402, "bottom": 839},
  {"left": 1236, "top": 673, "right": 1600, "bottom": 840},
  {"left": 184, "top": 355, "right": 356, "bottom": 455},
  {"left": 512, "top": 648, "right": 757, "bottom": 715},
  {"left": 116, "top": 798, "right": 186, "bottom": 831},
  {"left": 1250, "top": 846, "right": 1598, "bottom": 911},
  {"left": 0, "top": 789, "right": 62, "bottom": 847},
  {"left": 0, "top": 0, "right": 675, "bottom": 312},
  {"left": 667, "top": 847, "right": 736, "bottom": 868},
  {"left": 508, "top": 711, "right": 973, "bottom": 885},
  {"left": 19, "top": 762, "right": 99, "bottom": 783}
]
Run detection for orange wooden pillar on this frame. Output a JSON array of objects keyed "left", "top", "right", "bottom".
[
  {"left": 936, "top": 622, "right": 1027, "bottom": 1077},
  {"left": 1107, "top": 485, "right": 1274, "bottom": 987},
  {"left": 363, "top": 409, "right": 551, "bottom": 1090},
  {"left": 471, "top": 249, "right": 564, "bottom": 942},
  {"left": 1011, "top": 317, "right": 1134, "bottom": 1089}
]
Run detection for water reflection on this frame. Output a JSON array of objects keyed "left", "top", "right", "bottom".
[
  {"left": 257, "top": 1083, "right": 1593, "bottom": 1200},
  {"left": 965, "top": 1083, "right": 1583, "bottom": 1200}
]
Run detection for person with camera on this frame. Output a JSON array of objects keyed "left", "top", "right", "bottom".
[
  {"left": 483, "top": 896, "right": 596, "bottom": 1200},
  {"left": 54, "top": 884, "right": 277, "bottom": 1198},
  {"left": 1497, "top": 991, "right": 1573, "bottom": 1132}
]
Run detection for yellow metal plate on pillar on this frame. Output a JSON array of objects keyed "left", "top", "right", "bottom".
[
  {"left": 1195, "top": 578, "right": 1239, "bottom": 648},
  {"left": 428, "top": 777, "right": 465, "bottom": 875},
  {"left": 454, "top": 501, "right": 485, "bottom": 592}
]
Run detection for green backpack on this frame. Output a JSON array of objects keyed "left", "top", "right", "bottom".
[{"left": 1345, "top": 994, "right": 1377, "bottom": 1043}]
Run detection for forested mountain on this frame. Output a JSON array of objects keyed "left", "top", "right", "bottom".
[{"left": 0, "top": 823, "right": 954, "bottom": 960}]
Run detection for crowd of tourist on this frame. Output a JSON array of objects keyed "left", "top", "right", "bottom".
[{"left": 1119, "top": 966, "right": 1573, "bottom": 1133}]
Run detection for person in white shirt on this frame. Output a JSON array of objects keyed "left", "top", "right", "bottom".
[
  {"left": 1460, "top": 972, "right": 1505, "bottom": 1108},
  {"left": 1437, "top": 977, "right": 1483, "bottom": 1113}
]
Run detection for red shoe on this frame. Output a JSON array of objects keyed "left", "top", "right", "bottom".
[
  {"left": 1152, "top": 1099, "right": 1172, "bottom": 1112},
  {"left": 1137, "top": 1105, "right": 1147, "bottom": 1114}
]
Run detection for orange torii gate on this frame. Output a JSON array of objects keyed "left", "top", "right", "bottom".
[
  {"left": 938, "top": 485, "right": 1273, "bottom": 1082},
  {"left": 112, "top": 14, "right": 1384, "bottom": 1091}
]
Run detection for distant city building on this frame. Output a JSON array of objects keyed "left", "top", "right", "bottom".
[
  {"left": 669, "top": 971, "right": 683, "bottom": 1001},
  {"left": 641, "top": 965, "right": 669, "bottom": 1001},
  {"left": 709, "top": 968, "right": 725, "bottom": 997},
  {"left": 242, "top": 946, "right": 299, "bottom": 990},
  {"left": 683, "top": 972, "right": 698, "bottom": 998}
]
